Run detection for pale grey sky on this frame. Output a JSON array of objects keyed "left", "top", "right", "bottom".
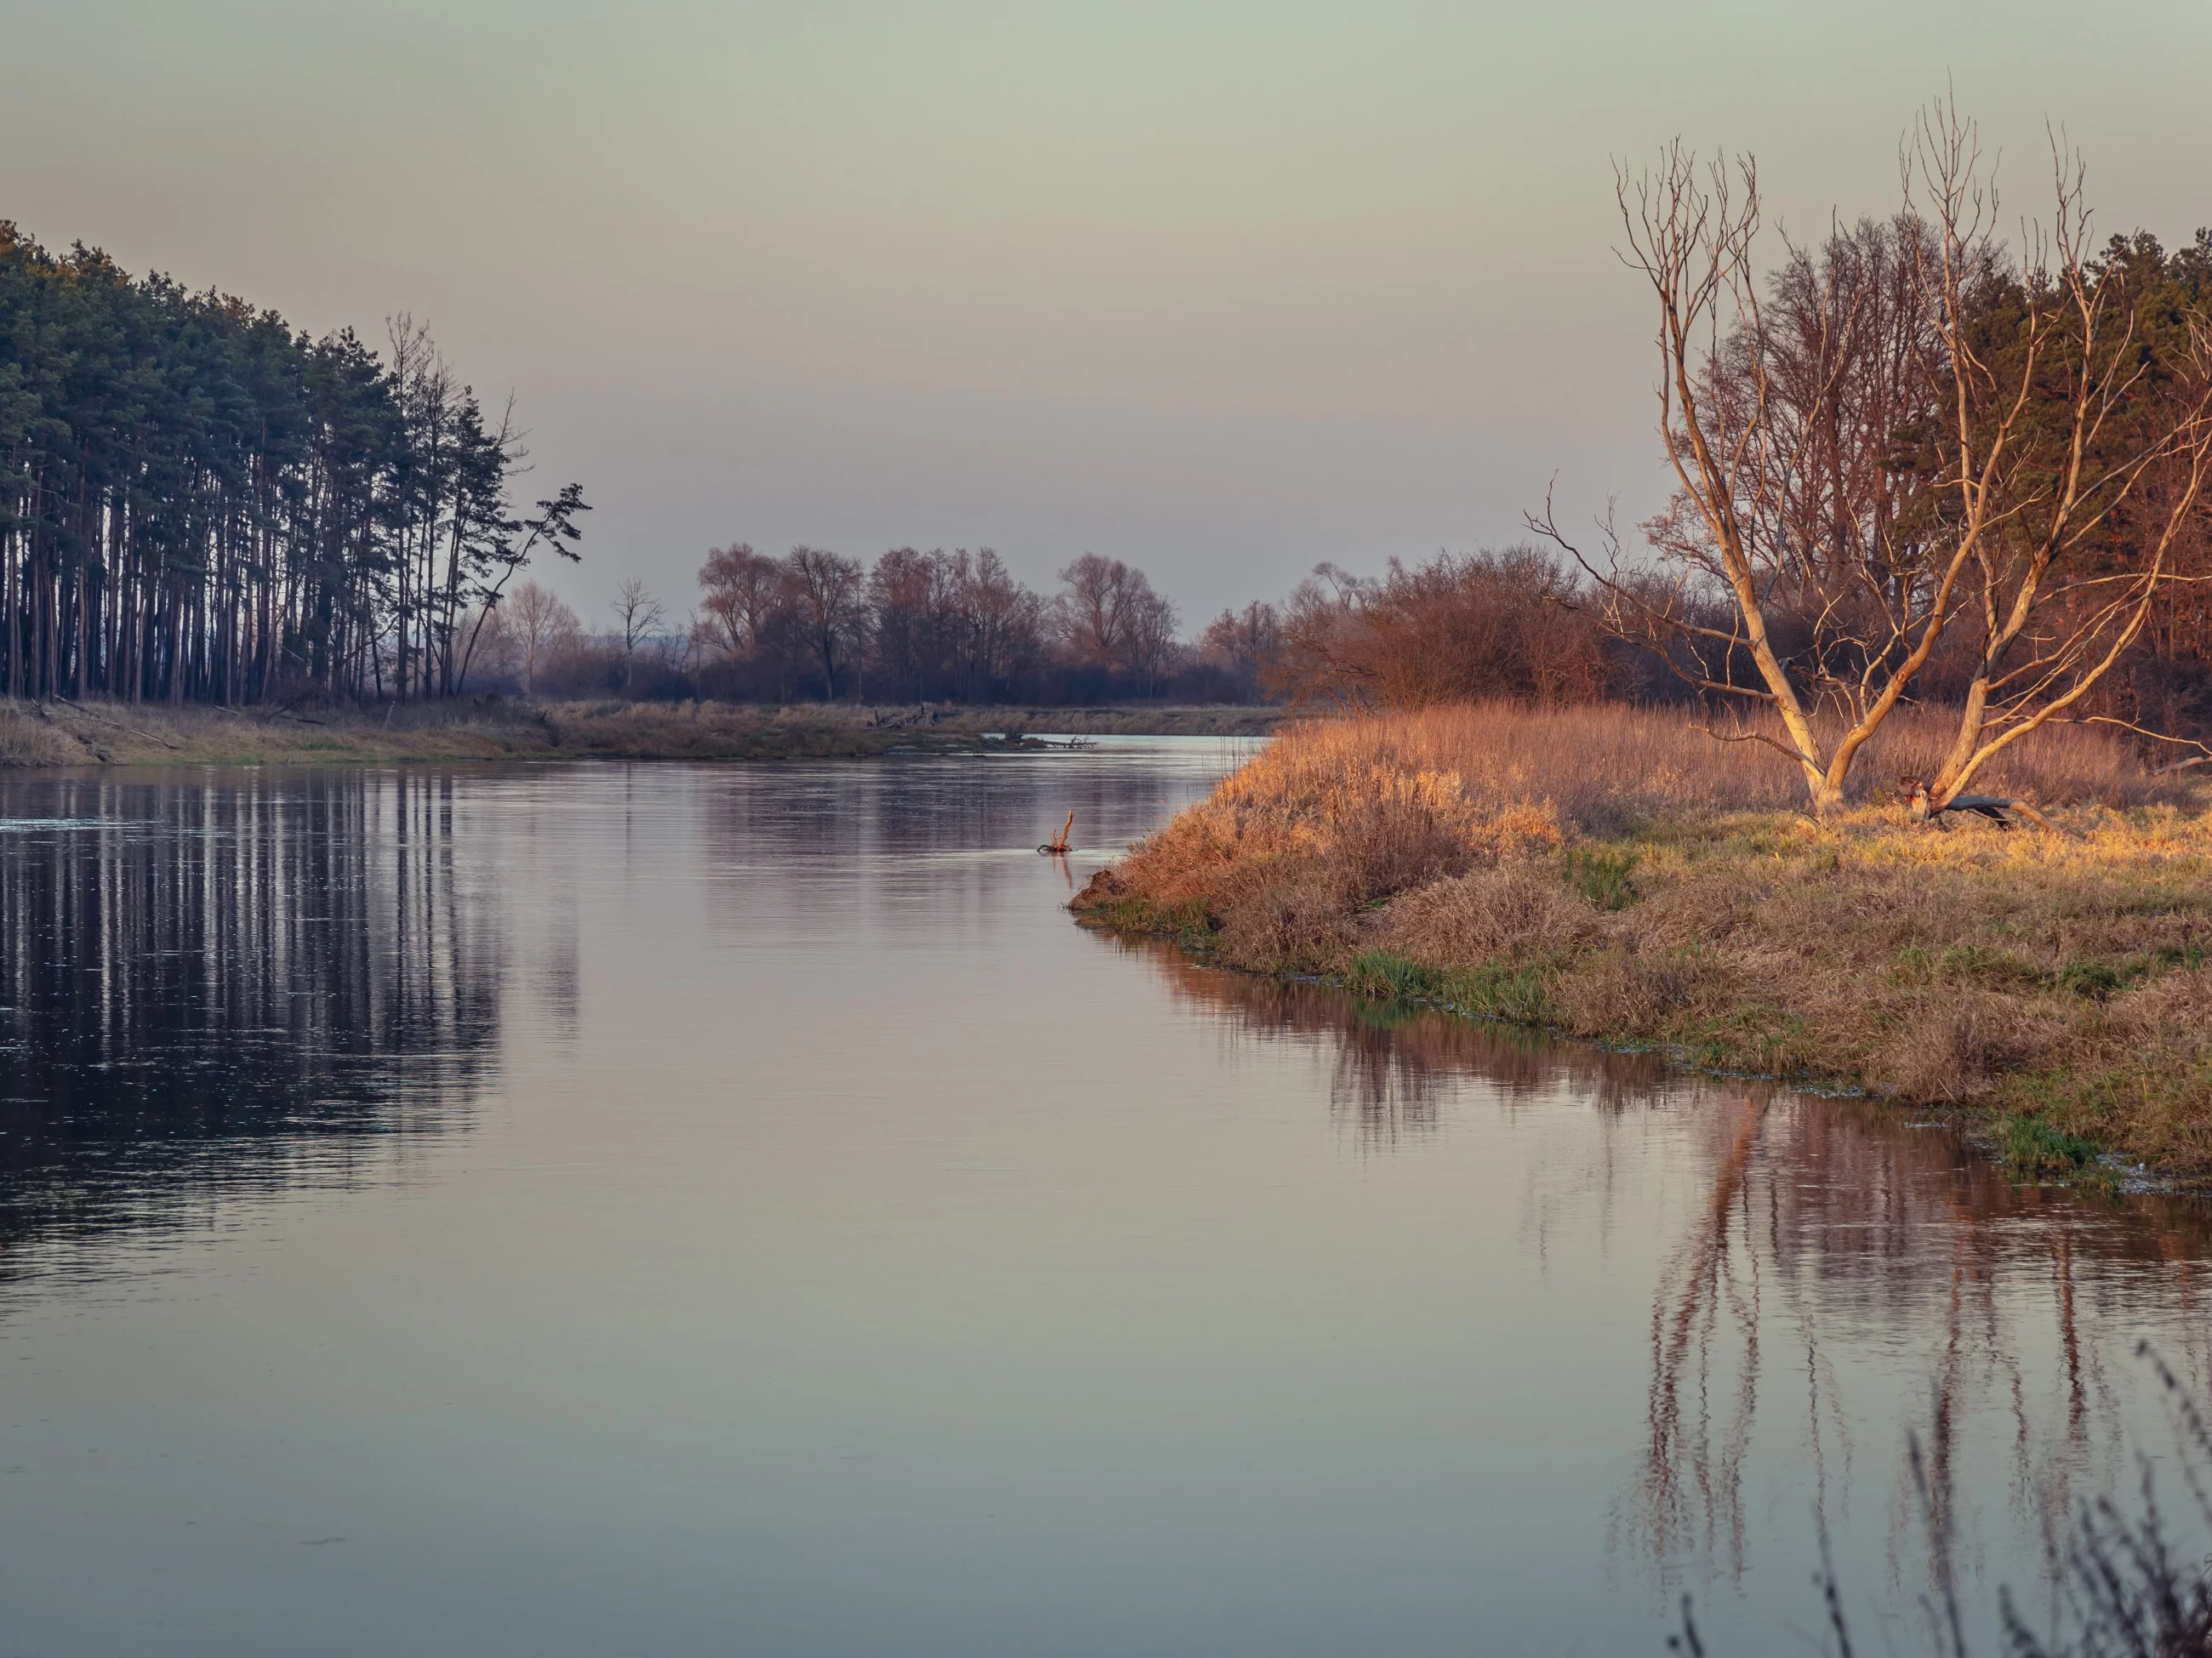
[{"left": 7, "top": 0, "right": 2210, "bottom": 627}]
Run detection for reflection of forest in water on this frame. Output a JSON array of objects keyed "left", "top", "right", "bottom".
[
  {"left": 0, "top": 771, "right": 512, "bottom": 1255},
  {"left": 692, "top": 749, "right": 1233, "bottom": 925},
  {"left": 693, "top": 751, "right": 1224, "bottom": 863},
  {"left": 1127, "top": 937, "right": 2212, "bottom": 1610}
]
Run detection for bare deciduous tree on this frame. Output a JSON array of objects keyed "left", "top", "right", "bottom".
[
  {"left": 611, "top": 578, "right": 666, "bottom": 691},
  {"left": 867, "top": 546, "right": 945, "bottom": 704},
  {"left": 1200, "top": 601, "right": 1282, "bottom": 700},
  {"left": 947, "top": 549, "right": 1045, "bottom": 699},
  {"left": 1052, "top": 553, "right": 1181, "bottom": 691},
  {"left": 696, "top": 544, "right": 784, "bottom": 658},
  {"left": 502, "top": 580, "right": 581, "bottom": 695},
  {"left": 780, "top": 546, "right": 866, "bottom": 698},
  {"left": 1054, "top": 554, "right": 1143, "bottom": 667},
  {"left": 1907, "top": 112, "right": 2212, "bottom": 808},
  {"left": 1536, "top": 98, "right": 2212, "bottom": 819}
]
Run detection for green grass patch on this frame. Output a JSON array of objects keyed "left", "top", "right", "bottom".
[
  {"left": 1932, "top": 943, "right": 2047, "bottom": 992},
  {"left": 1341, "top": 949, "right": 1557, "bottom": 1024},
  {"left": 1343, "top": 950, "right": 1445, "bottom": 1001},
  {"left": 1997, "top": 1114, "right": 2104, "bottom": 1182},
  {"left": 2057, "top": 959, "right": 2126, "bottom": 1000},
  {"left": 1432, "top": 960, "right": 1557, "bottom": 1023},
  {"left": 1075, "top": 896, "right": 1217, "bottom": 949},
  {"left": 1563, "top": 846, "right": 1639, "bottom": 909},
  {"left": 1674, "top": 1003, "right": 1810, "bottom": 1072}
]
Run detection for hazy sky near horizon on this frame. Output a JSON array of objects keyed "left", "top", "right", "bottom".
[{"left": 7, "top": 0, "right": 2211, "bottom": 624}]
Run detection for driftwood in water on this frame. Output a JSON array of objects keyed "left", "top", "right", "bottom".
[
  {"left": 1899, "top": 777, "right": 2056, "bottom": 832},
  {"left": 1038, "top": 812, "right": 1075, "bottom": 855}
]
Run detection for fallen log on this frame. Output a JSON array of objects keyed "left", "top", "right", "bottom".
[
  {"left": 1038, "top": 811, "right": 1075, "bottom": 854},
  {"left": 1898, "top": 776, "right": 2056, "bottom": 832}
]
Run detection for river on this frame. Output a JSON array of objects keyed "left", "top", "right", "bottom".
[{"left": 0, "top": 740, "right": 2205, "bottom": 1655}]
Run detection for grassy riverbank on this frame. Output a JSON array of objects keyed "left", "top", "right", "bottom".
[
  {"left": 0, "top": 698, "right": 1278, "bottom": 767},
  {"left": 1072, "top": 704, "right": 2212, "bottom": 1181}
]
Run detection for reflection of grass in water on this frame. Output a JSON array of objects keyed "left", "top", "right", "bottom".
[
  {"left": 1112, "top": 932, "right": 1662, "bottom": 1147},
  {"left": 1337, "top": 993, "right": 1425, "bottom": 1034},
  {"left": 1673, "top": 1345, "right": 2212, "bottom": 1656}
]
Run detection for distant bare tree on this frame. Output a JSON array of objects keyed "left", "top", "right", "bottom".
[
  {"left": 697, "top": 543, "right": 785, "bottom": 658},
  {"left": 1055, "top": 554, "right": 1138, "bottom": 666},
  {"left": 1200, "top": 601, "right": 1282, "bottom": 700},
  {"left": 503, "top": 580, "right": 581, "bottom": 695},
  {"left": 612, "top": 578, "right": 666, "bottom": 691},
  {"left": 781, "top": 546, "right": 866, "bottom": 698},
  {"left": 1266, "top": 564, "right": 1366, "bottom": 710},
  {"left": 948, "top": 549, "right": 1044, "bottom": 698},
  {"left": 868, "top": 546, "right": 947, "bottom": 703},
  {"left": 458, "top": 600, "right": 521, "bottom": 686},
  {"left": 673, "top": 611, "right": 707, "bottom": 679},
  {"left": 1054, "top": 553, "right": 1179, "bottom": 684},
  {"left": 1121, "top": 584, "right": 1182, "bottom": 696}
]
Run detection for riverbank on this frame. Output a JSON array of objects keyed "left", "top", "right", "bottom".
[
  {"left": 1070, "top": 704, "right": 2212, "bottom": 1182},
  {"left": 0, "top": 698, "right": 1279, "bottom": 767}
]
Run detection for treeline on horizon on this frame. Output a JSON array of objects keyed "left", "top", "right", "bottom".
[
  {"left": 495, "top": 219, "right": 2212, "bottom": 735},
  {"left": 15, "top": 205, "right": 2212, "bottom": 736},
  {"left": 490, "top": 540, "right": 1674, "bottom": 709},
  {"left": 0, "top": 221, "right": 585, "bottom": 707},
  {"left": 476, "top": 545, "right": 1239, "bottom": 705}
]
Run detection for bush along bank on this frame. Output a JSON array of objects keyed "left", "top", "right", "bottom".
[{"left": 1069, "top": 709, "right": 2212, "bottom": 1184}]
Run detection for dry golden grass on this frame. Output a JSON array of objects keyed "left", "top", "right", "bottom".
[
  {"left": 1211, "top": 700, "right": 2172, "bottom": 829},
  {"left": 0, "top": 703, "right": 87, "bottom": 766},
  {"left": 1075, "top": 702, "right": 2212, "bottom": 1179}
]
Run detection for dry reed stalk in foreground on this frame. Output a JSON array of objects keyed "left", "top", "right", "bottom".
[{"left": 1075, "top": 703, "right": 2212, "bottom": 1176}]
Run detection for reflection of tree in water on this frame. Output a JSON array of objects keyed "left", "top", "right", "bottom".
[
  {"left": 1639, "top": 1092, "right": 1772, "bottom": 1576},
  {"left": 1628, "top": 1085, "right": 2212, "bottom": 1606},
  {"left": 697, "top": 756, "right": 1219, "bottom": 941},
  {"left": 0, "top": 771, "right": 508, "bottom": 1256},
  {"left": 1115, "top": 931, "right": 2212, "bottom": 1614},
  {"left": 698, "top": 755, "right": 1212, "bottom": 866}
]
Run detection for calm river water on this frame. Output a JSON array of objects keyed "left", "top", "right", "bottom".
[{"left": 0, "top": 740, "right": 2208, "bottom": 1656}]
